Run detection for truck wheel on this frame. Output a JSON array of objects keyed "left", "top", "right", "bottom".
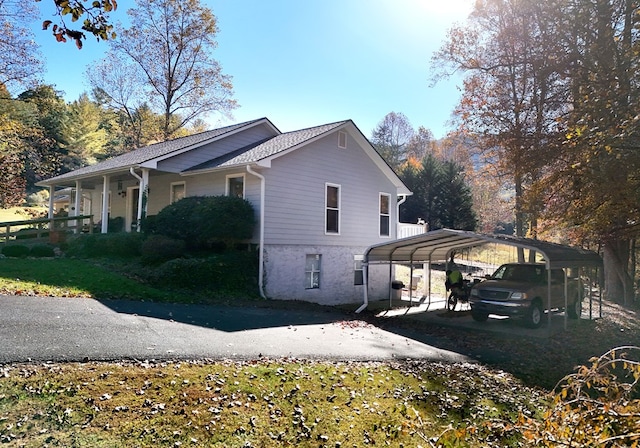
[
  {"left": 568, "top": 297, "right": 581, "bottom": 319},
  {"left": 471, "top": 310, "right": 489, "bottom": 322},
  {"left": 525, "top": 301, "right": 543, "bottom": 328}
]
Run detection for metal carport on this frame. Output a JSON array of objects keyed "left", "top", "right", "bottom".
[{"left": 357, "top": 228, "right": 603, "bottom": 330}]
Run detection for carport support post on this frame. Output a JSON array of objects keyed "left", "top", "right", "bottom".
[
  {"left": 409, "top": 261, "right": 414, "bottom": 307},
  {"left": 388, "top": 262, "right": 393, "bottom": 309}
]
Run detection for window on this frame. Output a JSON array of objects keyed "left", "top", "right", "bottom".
[
  {"left": 354, "top": 255, "right": 364, "bottom": 286},
  {"left": 325, "top": 184, "right": 340, "bottom": 234},
  {"left": 379, "top": 193, "right": 390, "bottom": 237},
  {"left": 305, "top": 254, "right": 321, "bottom": 289},
  {"left": 338, "top": 131, "right": 347, "bottom": 149},
  {"left": 227, "top": 175, "right": 245, "bottom": 198},
  {"left": 170, "top": 182, "right": 186, "bottom": 203}
]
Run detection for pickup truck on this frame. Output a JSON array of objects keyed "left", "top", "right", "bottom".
[{"left": 469, "top": 263, "right": 582, "bottom": 328}]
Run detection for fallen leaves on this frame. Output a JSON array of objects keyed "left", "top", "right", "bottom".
[{"left": 0, "top": 358, "right": 546, "bottom": 447}]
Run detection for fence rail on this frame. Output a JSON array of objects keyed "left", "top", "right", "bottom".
[{"left": 0, "top": 215, "right": 94, "bottom": 244}]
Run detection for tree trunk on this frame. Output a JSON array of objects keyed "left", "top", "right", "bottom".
[{"left": 603, "top": 239, "right": 634, "bottom": 305}]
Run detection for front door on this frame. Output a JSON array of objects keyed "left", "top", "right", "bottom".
[{"left": 126, "top": 187, "right": 140, "bottom": 232}]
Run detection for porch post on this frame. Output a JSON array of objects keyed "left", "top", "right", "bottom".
[
  {"left": 47, "top": 185, "right": 55, "bottom": 218},
  {"left": 101, "top": 175, "right": 110, "bottom": 234},
  {"left": 74, "top": 180, "right": 82, "bottom": 233},
  {"left": 137, "top": 168, "right": 149, "bottom": 232}
]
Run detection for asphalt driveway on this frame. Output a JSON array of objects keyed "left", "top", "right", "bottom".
[{"left": 0, "top": 295, "right": 470, "bottom": 364}]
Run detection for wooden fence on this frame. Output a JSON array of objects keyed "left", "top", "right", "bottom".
[{"left": 0, "top": 215, "right": 94, "bottom": 244}]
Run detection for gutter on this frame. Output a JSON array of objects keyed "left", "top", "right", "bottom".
[{"left": 246, "top": 165, "right": 267, "bottom": 299}]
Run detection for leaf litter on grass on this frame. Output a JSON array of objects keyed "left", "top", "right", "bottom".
[{"left": 0, "top": 358, "right": 547, "bottom": 447}]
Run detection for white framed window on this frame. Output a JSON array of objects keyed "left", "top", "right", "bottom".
[
  {"left": 305, "top": 254, "right": 321, "bottom": 289},
  {"left": 379, "top": 193, "right": 391, "bottom": 237},
  {"left": 354, "top": 255, "right": 364, "bottom": 286},
  {"left": 226, "top": 174, "right": 245, "bottom": 198},
  {"left": 170, "top": 182, "right": 186, "bottom": 204},
  {"left": 325, "top": 183, "right": 341, "bottom": 234},
  {"left": 338, "top": 130, "right": 347, "bottom": 149}
]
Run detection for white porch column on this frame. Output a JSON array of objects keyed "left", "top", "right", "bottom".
[
  {"left": 74, "top": 180, "right": 82, "bottom": 233},
  {"left": 138, "top": 169, "right": 149, "bottom": 232},
  {"left": 47, "top": 185, "right": 55, "bottom": 218},
  {"left": 101, "top": 175, "right": 110, "bottom": 234}
]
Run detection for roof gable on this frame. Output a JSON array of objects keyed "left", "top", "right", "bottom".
[{"left": 185, "top": 121, "right": 348, "bottom": 172}]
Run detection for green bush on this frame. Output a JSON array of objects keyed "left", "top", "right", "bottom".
[
  {"left": 154, "top": 196, "right": 255, "bottom": 249},
  {"left": 65, "top": 233, "right": 144, "bottom": 258},
  {"left": 29, "top": 244, "right": 56, "bottom": 257},
  {"left": 140, "top": 214, "right": 158, "bottom": 235},
  {"left": 108, "top": 216, "right": 125, "bottom": 233},
  {"left": 2, "top": 245, "right": 31, "bottom": 258},
  {"left": 140, "top": 234, "right": 186, "bottom": 265},
  {"left": 150, "top": 251, "right": 258, "bottom": 293}
]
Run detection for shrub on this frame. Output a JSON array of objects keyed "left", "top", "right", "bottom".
[
  {"left": 150, "top": 251, "right": 258, "bottom": 293},
  {"left": 154, "top": 196, "right": 255, "bottom": 249},
  {"left": 2, "top": 245, "right": 30, "bottom": 258},
  {"left": 108, "top": 216, "right": 125, "bottom": 233},
  {"left": 65, "top": 233, "right": 144, "bottom": 258},
  {"left": 29, "top": 244, "right": 56, "bottom": 257},
  {"left": 140, "top": 214, "right": 158, "bottom": 235},
  {"left": 141, "top": 235, "right": 186, "bottom": 265},
  {"left": 519, "top": 346, "right": 640, "bottom": 446}
]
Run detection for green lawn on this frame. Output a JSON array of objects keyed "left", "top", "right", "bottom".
[{"left": 0, "top": 258, "right": 177, "bottom": 302}]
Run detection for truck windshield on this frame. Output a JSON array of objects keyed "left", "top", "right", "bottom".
[{"left": 491, "top": 265, "right": 536, "bottom": 282}]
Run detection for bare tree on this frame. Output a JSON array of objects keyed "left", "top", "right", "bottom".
[
  {"left": 88, "top": 0, "right": 237, "bottom": 140},
  {"left": 370, "top": 112, "right": 415, "bottom": 169},
  {"left": 0, "top": 0, "right": 43, "bottom": 91}
]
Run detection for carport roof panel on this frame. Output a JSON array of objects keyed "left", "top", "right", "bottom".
[{"left": 365, "top": 228, "right": 602, "bottom": 269}]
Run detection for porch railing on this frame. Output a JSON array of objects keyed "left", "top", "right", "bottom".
[
  {"left": 397, "top": 222, "right": 427, "bottom": 239},
  {"left": 0, "top": 215, "right": 94, "bottom": 244}
]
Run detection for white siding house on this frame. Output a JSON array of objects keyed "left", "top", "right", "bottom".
[{"left": 37, "top": 118, "right": 413, "bottom": 305}]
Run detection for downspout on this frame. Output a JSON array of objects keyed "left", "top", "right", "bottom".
[
  {"left": 246, "top": 165, "right": 267, "bottom": 299},
  {"left": 129, "top": 168, "right": 145, "bottom": 232},
  {"left": 396, "top": 194, "right": 407, "bottom": 237}
]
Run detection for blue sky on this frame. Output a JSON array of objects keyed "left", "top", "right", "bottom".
[{"left": 31, "top": 0, "right": 473, "bottom": 139}]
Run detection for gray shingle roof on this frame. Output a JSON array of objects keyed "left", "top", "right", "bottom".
[
  {"left": 186, "top": 120, "right": 349, "bottom": 172},
  {"left": 40, "top": 118, "right": 269, "bottom": 184}
]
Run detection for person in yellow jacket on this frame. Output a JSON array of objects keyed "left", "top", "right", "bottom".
[{"left": 445, "top": 268, "right": 463, "bottom": 293}]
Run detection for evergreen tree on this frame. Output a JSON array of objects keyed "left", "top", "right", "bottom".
[{"left": 398, "top": 154, "right": 476, "bottom": 231}]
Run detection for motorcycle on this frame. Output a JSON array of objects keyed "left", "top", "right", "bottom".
[{"left": 446, "top": 277, "right": 479, "bottom": 312}]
